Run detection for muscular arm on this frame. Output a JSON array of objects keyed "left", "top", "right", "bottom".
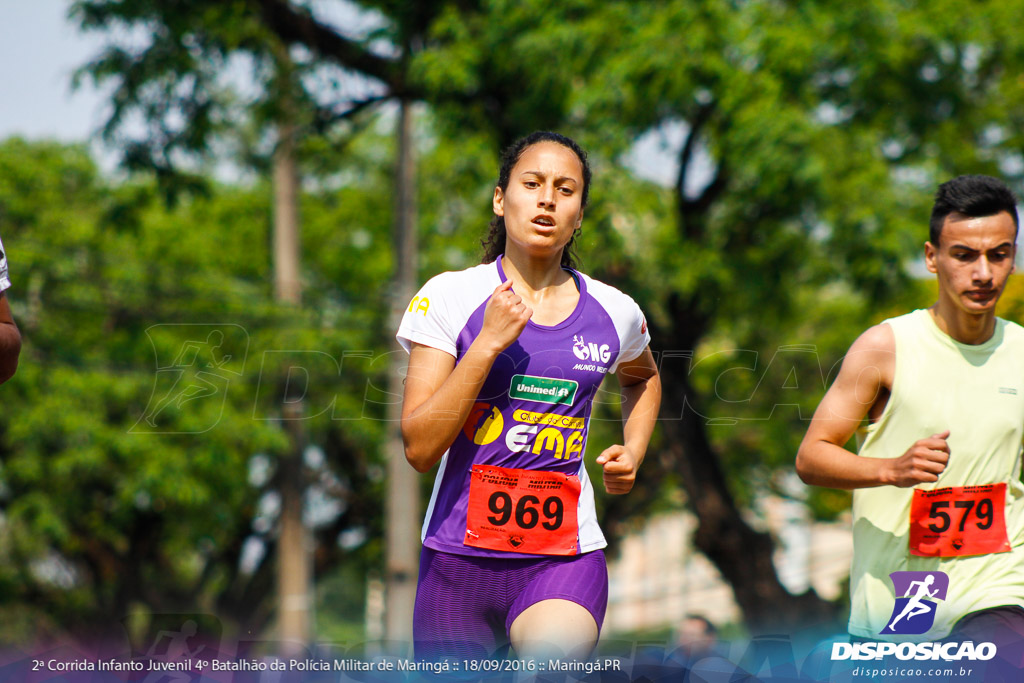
[
  {"left": 596, "top": 346, "right": 661, "bottom": 494},
  {"left": 0, "top": 293, "right": 21, "bottom": 384},
  {"left": 796, "top": 323, "right": 949, "bottom": 489}
]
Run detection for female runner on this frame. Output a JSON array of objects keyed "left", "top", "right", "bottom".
[{"left": 398, "top": 131, "right": 661, "bottom": 662}]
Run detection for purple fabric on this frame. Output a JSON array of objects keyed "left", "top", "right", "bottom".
[
  {"left": 423, "top": 257, "right": 624, "bottom": 558},
  {"left": 413, "top": 546, "right": 608, "bottom": 660},
  {"left": 947, "top": 606, "right": 1024, "bottom": 680}
]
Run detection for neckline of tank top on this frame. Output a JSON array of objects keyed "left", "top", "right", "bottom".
[
  {"left": 916, "top": 307, "right": 1004, "bottom": 353},
  {"left": 496, "top": 254, "right": 587, "bottom": 331}
]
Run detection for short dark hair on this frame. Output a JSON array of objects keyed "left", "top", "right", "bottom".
[
  {"left": 481, "top": 131, "right": 592, "bottom": 269},
  {"left": 929, "top": 174, "right": 1019, "bottom": 245},
  {"left": 682, "top": 614, "right": 717, "bottom": 636}
]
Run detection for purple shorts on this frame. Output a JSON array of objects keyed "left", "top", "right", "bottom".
[
  {"left": 413, "top": 546, "right": 608, "bottom": 660},
  {"left": 947, "top": 606, "right": 1024, "bottom": 679}
]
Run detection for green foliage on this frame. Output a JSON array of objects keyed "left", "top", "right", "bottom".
[
  {"left": 512, "top": 0, "right": 1024, "bottom": 520},
  {"left": 36, "top": 0, "right": 1024, "bottom": 634},
  {"left": 0, "top": 136, "right": 402, "bottom": 642}
]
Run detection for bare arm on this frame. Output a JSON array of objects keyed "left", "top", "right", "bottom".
[
  {"left": 795, "top": 323, "right": 949, "bottom": 489},
  {"left": 0, "top": 293, "right": 21, "bottom": 384},
  {"left": 596, "top": 346, "right": 661, "bottom": 494},
  {"left": 400, "top": 343, "right": 498, "bottom": 472},
  {"left": 400, "top": 279, "right": 531, "bottom": 472}
]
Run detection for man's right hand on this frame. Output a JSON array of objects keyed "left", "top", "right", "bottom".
[
  {"left": 885, "top": 430, "right": 950, "bottom": 487},
  {"left": 478, "top": 279, "right": 532, "bottom": 353}
]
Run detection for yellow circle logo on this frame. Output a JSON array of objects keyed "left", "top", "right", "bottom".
[{"left": 463, "top": 403, "right": 504, "bottom": 445}]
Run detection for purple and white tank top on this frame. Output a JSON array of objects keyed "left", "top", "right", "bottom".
[{"left": 397, "top": 256, "right": 650, "bottom": 558}]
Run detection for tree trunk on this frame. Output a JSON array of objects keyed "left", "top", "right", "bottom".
[
  {"left": 384, "top": 98, "right": 420, "bottom": 645},
  {"left": 273, "top": 117, "right": 312, "bottom": 654},
  {"left": 656, "top": 299, "right": 839, "bottom": 633},
  {"left": 273, "top": 121, "right": 302, "bottom": 306}
]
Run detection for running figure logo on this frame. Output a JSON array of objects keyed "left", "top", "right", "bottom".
[
  {"left": 881, "top": 571, "right": 949, "bottom": 635},
  {"left": 133, "top": 324, "right": 249, "bottom": 434}
]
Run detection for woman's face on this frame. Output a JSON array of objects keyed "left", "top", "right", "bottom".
[{"left": 493, "top": 141, "right": 585, "bottom": 261}]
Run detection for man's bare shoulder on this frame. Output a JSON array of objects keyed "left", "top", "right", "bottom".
[
  {"left": 848, "top": 322, "right": 895, "bottom": 356},
  {"left": 839, "top": 322, "right": 896, "bottom": 388}
]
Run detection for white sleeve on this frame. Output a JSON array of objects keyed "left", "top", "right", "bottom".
[
  {"left": 583, "top": 274, "right": 652, "bottom": 374},
  {"left": 613, "top": 298, "right": 651, "bottom": 373},
  {"left": 0, "top": 234, "right": 9, "bottom": 293},
  {"left": 396, "top": 273, "right": 456, "bottom": 356}
]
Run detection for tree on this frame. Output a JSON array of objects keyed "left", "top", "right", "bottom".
[
  {"left": 407, "top": 0, "right": 1024, "bottom": 631},
  {"left": 63, "top": 0, "right": 1024, "bottom": 638},
  {"left": 70, "top": 0, "right": 485, "bottom": 644},
  {"left": 0, "top": 136, "right": 402, "bottom": 647},
  {"left": 568, "top": 0, "right": 1024, "bottom": 630}
]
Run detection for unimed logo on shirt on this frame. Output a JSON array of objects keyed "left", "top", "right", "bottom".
[
  {"left": 881, "top": 571, "right": 949, "bottom": 635},
  {"left": 508, "top": 375, "right": 578, "bottom": 406}
]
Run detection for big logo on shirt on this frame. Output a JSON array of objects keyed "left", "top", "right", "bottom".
[
  {"left": 572, "top": 334, "right": 610, "bottom": 363},
  {"left": 505, "top": 410, "right": 584, "bottom": 461}
]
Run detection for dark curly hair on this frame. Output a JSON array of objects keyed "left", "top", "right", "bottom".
[{"left": 481, "top": 131, "right": 592, "bottom": 269}]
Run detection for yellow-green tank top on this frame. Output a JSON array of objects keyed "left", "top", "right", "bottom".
[{"left": 850, "top": 309, "right": 1024, "bottom": 639}]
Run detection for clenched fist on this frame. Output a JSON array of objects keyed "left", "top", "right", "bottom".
[
  {"left": 478, "top": 278, "right": 532, "bottom": 353},
  {"left": 596, "top": 445, "right": 640, "bottom": 494},
  {"left": 884, "top": 430, "right": 950, "bottom": 487}
]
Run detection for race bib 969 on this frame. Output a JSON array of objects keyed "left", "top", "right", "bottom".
[{"left": 465, "top": 464, "right": 580, "bottom": 555}]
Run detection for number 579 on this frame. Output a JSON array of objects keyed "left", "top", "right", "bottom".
[{"left": 927, "top": 498, "right": 994, "bottom": 533}]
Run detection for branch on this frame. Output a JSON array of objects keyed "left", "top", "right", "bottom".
[
  {"left": 310, "top": 95, "right": 388, "bottom": 134},
  {"left": 226, "top": 536, "right": 277, "bottom": 630},
  {"left": 684, "top": 161, "right": 729, "bottom": 216},
  {"left": 676, "top": 104, "right": 714, "bottom": 203},
  {"left": 191, "top": 513, "right": 253, "bottom": 605},
  {"left": 312, "top": 427, "right": 380, "bottom": 576},
  {"left": 676, "top": 102, "right": 718, "bottom": 239},
  {"left": 253, "top": 0, "right": 402, "bottom": 91}
]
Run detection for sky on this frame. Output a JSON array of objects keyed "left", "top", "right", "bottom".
[
  {"left": 0, "top": 2, "right": 109, "bottom": 144},
  {"left": 0, "top": 1, "right": 689, "bottom": 188},
  {"left": 0, "top": 1, "right": 387, "bottom": 176}
]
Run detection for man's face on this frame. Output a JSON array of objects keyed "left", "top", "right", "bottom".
[
  {"left": 676, "top": 618, "right": 715, "bottom": 657},
  {"left": 925, "top": 211, "right": 1017, "bottom": 316}
]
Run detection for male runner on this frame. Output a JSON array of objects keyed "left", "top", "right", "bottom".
[
  {"left": 797, "top": 175, "right": 1024, "bottom": 649},
  {"left": 0, "top": 233, "right": 20, "bottom": 384}
]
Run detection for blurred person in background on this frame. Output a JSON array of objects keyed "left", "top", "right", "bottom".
[
  {"left": 631, "top": 614, "right": 725, "bottom": 681},
  {"left": 673, "top": 614, "right": 719, "bottom": 661}
]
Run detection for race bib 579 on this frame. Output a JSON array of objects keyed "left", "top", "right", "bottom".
[{"left": 909, "top": 483, "right": 1011, "bottom": 557}]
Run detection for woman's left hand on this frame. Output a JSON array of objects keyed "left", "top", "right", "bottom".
[{"left": 596, "top": 445, "right": 639, "bottom": 494}]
